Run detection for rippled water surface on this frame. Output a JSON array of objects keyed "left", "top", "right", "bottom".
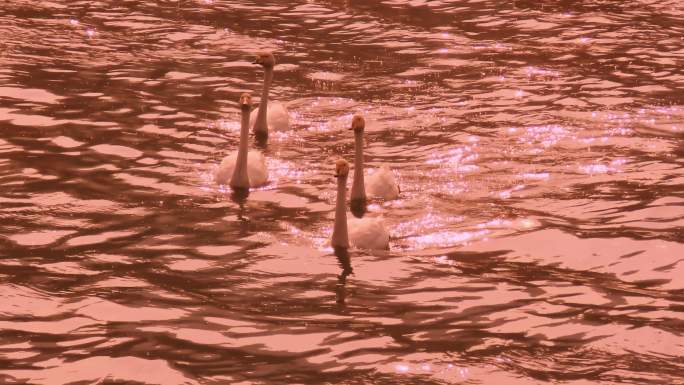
[{"left": 1, "top": 1, "right": 683, "bottom": 384}]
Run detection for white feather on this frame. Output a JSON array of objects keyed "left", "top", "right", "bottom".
[
  {"left": 348, "top": 216, "right": 390, "bottom": 250},
  {"left": 250, "top": 101, "right": 290, "bottom": 132},
  {"left": 215, "top": 150, "right": 268, "bottom": 187},
  {"left": 366, "top": 164, "right": 400, "bottom": 200}
]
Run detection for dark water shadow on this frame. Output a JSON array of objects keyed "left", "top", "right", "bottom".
[
  {"left": 230, "top": 187, "right": 250, "bottom": 205},
  {"left": 333, "top": 247, "right": 353, "bottom": 305}
]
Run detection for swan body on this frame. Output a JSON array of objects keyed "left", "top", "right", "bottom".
[
  {"left": 252, "top": 52, "right": 290, "bottom": 138},
  {"left": 331, "top": 159, "right": 390, "bottom": 250},
  {"left": 349, "top": 114, "right": 399, "bottom": 202},
  {"left": 215, "top": 93, "right": 268, "bottom": 188},
  {"left": 249, "top": 101, "right": 289, "bottom": 132},
  {"left": 348, "top": 216, "right": 390, "bottom": 250},
  {"left": 216, "top": 150, "right": 268, "bottom": 187},
  {"left": 366, "top": 164, "right": 400, "bottom": 200}
]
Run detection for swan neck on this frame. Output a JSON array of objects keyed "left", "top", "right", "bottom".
[
  {"left": 254, "top": 67, "right": 273, "bottom": 134},
  {"left": 230, "top": 107, "right": 251, "bottom": 188},
  {"left": 351, "top": 131, "right": 366, "bottom": 201},
  {"left": 331, "top": 176, "right": 349, "bottom": 249}
]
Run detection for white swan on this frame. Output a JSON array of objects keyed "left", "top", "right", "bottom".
[
  {"left": 349, "top": 114, "right": 400, "bottom": 204},
  {"left": 216, "top": 93, "right": 268, "bottom": 188},
  {"left": 250, "top": 52, "right": 290, "bottom": 138},
  {"left": 331, "top": 159, "right": 390, "bottom": 250}
]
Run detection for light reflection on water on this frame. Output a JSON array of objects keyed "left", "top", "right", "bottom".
[{"left": 1, "top": 0, "right": 683, "bottom": 384}]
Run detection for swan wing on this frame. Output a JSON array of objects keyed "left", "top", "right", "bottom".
[
  {"left": 249, "top": 102, "right": 290, "bottom": 132},
  {"left": 216, "top": 151, "right": 267, "bottom": 187},
  {"left": 216, "top": 152, "right": 238, "bottom": 185},
  {"left": 267, "top": 102, "right": 290, "bottom": 131},
  {"left": 348, "top": 216, "right": 389, "bottom": 250},
  {"left": 366, "top": 164, "right": 400, "bottom": 200},
  {"left": 246, "top": 150, "right": 269, "bottom": 187},
  {"left": 249, "top": 108, "right": 257, "bottom": 129}
]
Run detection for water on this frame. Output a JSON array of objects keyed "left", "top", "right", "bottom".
[{"left": 1, "top": 1, "right": 683, "bottom": 384}]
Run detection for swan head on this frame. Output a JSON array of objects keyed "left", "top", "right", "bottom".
[
  {"left": 349, "top": 114, "right": 365, "bottom": 133},
  {"left": 335, "top": 158, "right": 350, "bottom": 178},
  {"left": 239, "top": 93, "right": 252, "bottom": 110},
  {"left": 253, "top": 52, "right": 276, "bottom": 68}
]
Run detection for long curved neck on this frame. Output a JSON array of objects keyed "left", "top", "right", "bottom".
[
  {"left": 253, "top": 66, "right": 273, "bottom": 135},
  {"left": 230, "top": 107, "right": 251, "bottom": 189},
  {"left": 331, "top": 176, "right": 349, "bottom": 249},
  {"left": 350, "top": 131, "right": 366, "bottom": 201}
]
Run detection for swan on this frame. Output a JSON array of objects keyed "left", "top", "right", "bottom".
[
  {"left": 331, "top": 158, "right": 390, "bottom": 250},
  {"left": 215, "top": 93, "right": 268, "bottom": 188},
  {"left": 250, "top": 52, "right": 290, "bottom": 139},
  {"left": 349, "top": 114, "right": 400, "bottom": 206}
]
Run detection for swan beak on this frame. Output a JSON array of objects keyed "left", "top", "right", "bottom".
[{"left": 252, "top": 57, "right": 261, "bottom": 65}]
